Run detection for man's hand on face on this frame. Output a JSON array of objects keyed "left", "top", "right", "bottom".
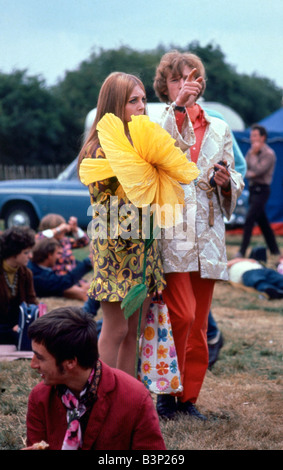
[
  {"left": 251, "top": 141, "right": 262, "bottom": 154},
  {"left": 175, "top": 68, "right": 203, "bottom": 108}
]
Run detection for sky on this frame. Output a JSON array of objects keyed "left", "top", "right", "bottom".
[{"left": 0, "top": 0, "right": 283, "bottom": 90}]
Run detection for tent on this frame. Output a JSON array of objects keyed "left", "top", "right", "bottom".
[
  {"left": 258, "top": 107, "right": 283, "bottom": 134},
  {"left": 234, "top": 107, "right": 283, "bottom": 223}
]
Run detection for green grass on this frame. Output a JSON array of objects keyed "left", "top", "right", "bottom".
[
  {"left": 0, "top": 229, "right": 282, "bottom": 450},
  {"left": 1, "top": 287, "right": 282, "bottom": 450}
]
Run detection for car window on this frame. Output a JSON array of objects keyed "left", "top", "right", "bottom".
[{"left": 57, "top": 158, "right": 78, "bottom": 181}]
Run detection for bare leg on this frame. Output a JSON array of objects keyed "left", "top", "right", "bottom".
[
  {"left": 117, "top": 295, "right": 153, "bottom": 376},
  {"left": 98, "top": 301, "right": 128, "bottom": 368},
  {"left": 98, "top": 295, "right": 153, "bottom": 376}
]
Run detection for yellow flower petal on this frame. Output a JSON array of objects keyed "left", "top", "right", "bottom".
[
  {"left": 153, "top": 170, "right": 185, "bottom": 227},
  {"left": 97, "top": 114, "right": 158, "bottom": 205},
  {"left": 79, "top": 157, "right": 115, "bottom": 186},
  {"left": 128, "top": 115, "right": 200, "bottom": 183},
  {"left": 97, "top": 113, "right": 135, "bottom": 156},
  {"left": 80, "top": 113, "right": 200, "bottom": 227}
]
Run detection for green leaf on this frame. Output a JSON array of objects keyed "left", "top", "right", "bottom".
[
  {"left": 145, "top": 235, "right": 154, "bottom": 250},
  {"left": 121, "top": 283, "right": 148, "bottom": 319}
]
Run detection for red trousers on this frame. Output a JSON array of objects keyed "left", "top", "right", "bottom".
[{"left": 162, "top": 271, "right": 215, "bottom": 403}]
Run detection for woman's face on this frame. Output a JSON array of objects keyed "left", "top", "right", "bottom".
[
  {"left": 124, "top": 85, "right": 146, "bottom": 123},
  {"left": 13, "top": 247, "right": 33, "bottom": 267}
]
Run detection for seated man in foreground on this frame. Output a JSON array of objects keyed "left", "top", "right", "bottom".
[{"left": 24, "top": 306, "right": 166, "bottom": 450}]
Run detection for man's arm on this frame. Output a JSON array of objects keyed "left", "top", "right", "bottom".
[
  {"left": 215, "top": 126, "right": 245, "bottom": 220},
  {"left": 26, "top": 389, "right": 48, "bottom": 447},
  {"left": 246, "top": 147, "right": 275, "bottom": 179},
  {"left": 31, "top": 258, "right": 92, "bottom": 297},
  {"left": 131, "top": 392, "right": 166, "bottom": 450}
]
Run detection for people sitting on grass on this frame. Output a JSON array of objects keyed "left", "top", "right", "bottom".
[
  {"left": 36, "top": 214, "right": 91, "bottom": 301},
  {"left": 28, "top": 238, "right": 99, "bottom": 316},
  {"left": 24, "top": 306, "right": 166, "bottom": 450},
  {"left": 228, "top": 255, "right": 283, "bottom": 300},
  {"left": 0, "top": 226, "right": 38, "bottom": 345}
]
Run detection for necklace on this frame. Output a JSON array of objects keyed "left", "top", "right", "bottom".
[{"left": 3, "top": 270, "right": 18, "bottom": 297}]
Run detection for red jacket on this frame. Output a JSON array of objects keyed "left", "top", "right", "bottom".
[{"left": 26, "top": 361, "right": 166, "bottom": 450}]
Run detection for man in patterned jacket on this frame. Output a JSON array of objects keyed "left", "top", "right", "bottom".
[{"left": 153, "top": 50, "right": 244, "bottom": 420}]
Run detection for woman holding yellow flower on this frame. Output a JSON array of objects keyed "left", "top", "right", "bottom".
[
  {"left": 78, "top": 72, "right": 199, "bottom": 377},
  {"left": 78, "top": 72, "right": 166, "bottom": 377}
]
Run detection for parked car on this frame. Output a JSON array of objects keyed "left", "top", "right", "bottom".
[
  {"left": 0, "top": 158, "right": 92, "bottom": 230},
  {"left": 0, "top": 100, "right": 248, "bottom": 232},
  {"left": 0, "top": 154, "right": 248, "bottom": 232}
]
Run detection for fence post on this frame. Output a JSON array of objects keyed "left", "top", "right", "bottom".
[{"left": 0, "top": 164, "right": 66, "bottom": 180}]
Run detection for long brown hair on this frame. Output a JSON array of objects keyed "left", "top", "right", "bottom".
[{"left": 78, "top": 72, "right": 146, "bottom": 169}]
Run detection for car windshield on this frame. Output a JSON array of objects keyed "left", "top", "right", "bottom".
[{"left": 57, "top": 157, "right": 79, "bottom": 181}]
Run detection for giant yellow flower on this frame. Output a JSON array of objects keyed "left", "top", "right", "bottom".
[{"left": 79, "top": 113, "right": 199, "bottom": 227}]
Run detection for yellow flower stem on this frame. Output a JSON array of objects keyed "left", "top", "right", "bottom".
[
  {"left": 134, "top": 215, "right": 153, "bottom": 378},
  {"left": 135, "top": 303, "right": 143, "bottom": 378},
  {"left": 134, "top": 238, "right": 148, "bottom": 378}
]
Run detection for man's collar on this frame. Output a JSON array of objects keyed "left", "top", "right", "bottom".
[{"left": 38, "top": 264, "right": 53, "bottom": 271}]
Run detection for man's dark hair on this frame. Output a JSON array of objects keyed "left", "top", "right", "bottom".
[
  {"left": 32, "top": 238, "right": 60, "bottom": 264},
  {"left": 28, "top": 307, "right": 98, "bottom": 369},
  {"left": 251, "top": 124, "right": 268, "bottom": 140},
  {"left": 0, "top": 226, "right": 35, "bottom": 261}
]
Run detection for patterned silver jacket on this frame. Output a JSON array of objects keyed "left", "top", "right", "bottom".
[{"left": 158, "top": 105, "right": 244, "bottom": 280}]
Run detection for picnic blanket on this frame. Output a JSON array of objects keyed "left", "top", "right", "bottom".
[{"left": 0, "top": 345, "right": 33, "bottom": 362}]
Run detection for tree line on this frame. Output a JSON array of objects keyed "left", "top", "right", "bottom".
[{"left": 0, "top": 42, "right": 282, "bottom": 166}]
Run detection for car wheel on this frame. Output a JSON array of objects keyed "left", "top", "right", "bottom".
[{"left": 4, "top": 203, "right": 39, "bottom": 229}]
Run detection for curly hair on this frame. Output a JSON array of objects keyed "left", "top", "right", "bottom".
[
  {"left": 153, "top": 50, "right": 206, "bottom": 103},
  {"left": 0, "top": 226, "right": 35, "bottom": 261}
]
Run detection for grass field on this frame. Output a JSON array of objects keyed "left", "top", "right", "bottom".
[{"left": 0, "top": 233, "right": 282, "bottom": 450}]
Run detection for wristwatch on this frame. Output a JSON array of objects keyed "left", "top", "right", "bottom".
[{"left": 172, "top": 101, "right": 186, "bottom": 113}]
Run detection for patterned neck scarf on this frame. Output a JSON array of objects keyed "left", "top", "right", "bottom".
[{"left": 58, "top": 360, "right": 101, "bottom": 450}]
